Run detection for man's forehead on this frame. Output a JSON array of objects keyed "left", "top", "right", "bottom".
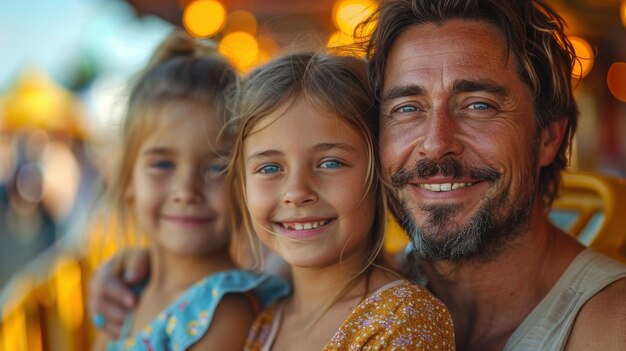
[
  {"left": 387, "top": 20, "right": 508, "bottom": 63},
  {"left": 382, "top": 20, "right": 514, "bottom": 93}
]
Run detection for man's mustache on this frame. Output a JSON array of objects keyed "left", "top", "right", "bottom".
[{"left": 390, "top": 158, "right": 501, "bottom": 187}]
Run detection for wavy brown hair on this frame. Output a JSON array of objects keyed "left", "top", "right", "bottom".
[{"left": 362, "top": 0, "right": 579, "bottom": 206}]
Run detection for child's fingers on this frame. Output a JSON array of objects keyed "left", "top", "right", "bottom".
[
  {"left": 88, "top": 258, "right": 134, "bottom": 339},
  {"left": 101, "top": 266, "right": 136, "bottom": 308},
  {"left": 96, "top": 299, "right": 127, "bottom": 338},
  {"left": 118, "top": 248, "right": 150, "bottom": 284}
]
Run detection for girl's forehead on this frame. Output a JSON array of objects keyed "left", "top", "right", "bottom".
[
  {"left": 248, "top": 97, "right": 348, "bottom": 134},
  {"left": 243, "top": 98, "right": 366, "bottom": 152}
]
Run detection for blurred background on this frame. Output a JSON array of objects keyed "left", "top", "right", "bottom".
[{"left": 0, "top": 0, "right": 624, "bottom": 349}]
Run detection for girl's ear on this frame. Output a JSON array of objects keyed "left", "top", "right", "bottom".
[{"left": 538, "top": 117, "right": 568, "bottom": 167}]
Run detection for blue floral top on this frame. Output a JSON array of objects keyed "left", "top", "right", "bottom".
[{"left": 107, "top": 270, "right": 291, "bottom": 351}]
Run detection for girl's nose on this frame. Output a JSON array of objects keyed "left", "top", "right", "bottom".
[{"left": 282, "top": 170, "right": 318, "bottom": 206}]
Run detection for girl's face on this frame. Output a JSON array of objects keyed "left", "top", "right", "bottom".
[
  {"left": 243, "top": 98, "right": 377, "bottom": 270},
  {"left": 127, "top": 103, "right": 230, "bottom": 257}
]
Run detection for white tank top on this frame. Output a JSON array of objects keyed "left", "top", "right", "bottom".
[{"left": 504, "top": 249, "right": 626, "bottom": 350}]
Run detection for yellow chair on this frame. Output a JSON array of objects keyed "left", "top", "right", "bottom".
[
  {"left": 551, "top": 170, "right": 626, "bottom": 264},
  {"left": 384, "top": 170, "right": 626, "bottom": 264}
]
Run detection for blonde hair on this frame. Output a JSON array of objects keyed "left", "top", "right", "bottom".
[
  {"left": 226, "top": 52, "right": 389, "bottom": 314},
  {"left": 106, "top": 30, "right": 237, "bottom": 247}
]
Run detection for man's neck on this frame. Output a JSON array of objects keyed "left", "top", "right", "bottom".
[{"left": 421, "top": 214, "right": 584, "bottom": 351}]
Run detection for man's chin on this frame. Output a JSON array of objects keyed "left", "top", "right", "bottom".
[{"left": 400, "top": 202, "right": 504, "bottom": 262}]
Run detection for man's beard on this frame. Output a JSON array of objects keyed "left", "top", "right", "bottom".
[{"left": 389, "top": 157, "right": 536, "bottom": 263}]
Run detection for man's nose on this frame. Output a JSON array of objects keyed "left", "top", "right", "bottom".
[{"left": 418, "top": 107, "right": 464, "bottom": 160}]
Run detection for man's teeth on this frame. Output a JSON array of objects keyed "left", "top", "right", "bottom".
[
  {"left": 418, "top": 182, "right": 474, "bottom": 192},
  {"left": 283, "top": 220, "right": 330, "bottom": 230}
]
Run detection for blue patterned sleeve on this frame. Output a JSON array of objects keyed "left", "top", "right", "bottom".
[{"left": 167, "top": 270, "right": 291, "bottom": 350}]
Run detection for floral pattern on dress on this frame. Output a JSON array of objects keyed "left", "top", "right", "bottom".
[
  {"left": 107, "top": 270, "right": 290, "bottom": 351},
  {"left": 245, "top": 281, "right": 455, "bottom": 351}
]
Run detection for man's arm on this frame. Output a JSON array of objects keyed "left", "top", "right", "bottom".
[{"left": 564, "top": 277, "right": 626, "bottom": 350}]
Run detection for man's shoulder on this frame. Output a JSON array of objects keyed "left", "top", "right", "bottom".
[{"left": 565, "top": 277, "right": 626, "bottom": 350}]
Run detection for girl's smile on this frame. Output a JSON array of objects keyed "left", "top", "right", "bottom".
[{"left": 274, "top": 217, "right": 336, "bottom": 240}]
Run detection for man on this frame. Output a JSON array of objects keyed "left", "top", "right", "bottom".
[
  {"left": 365, "top": 0, "right": 626, "bottom": 349},
  {"left": 90, "top": 0, "right": 626, "bottom": 349}
]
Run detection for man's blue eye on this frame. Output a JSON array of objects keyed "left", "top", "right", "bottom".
[
  {"left": 259, "top": 165, "right": 281, "bottom": 174},
  {"left": 320, "top": 160, "right": 342, "bottom": 169},
  {"left": 397, "top": 105, "right": 417, "bottom": 113},
  {"left": 469, "top": 102, "right": 490, "bottom": 110}
]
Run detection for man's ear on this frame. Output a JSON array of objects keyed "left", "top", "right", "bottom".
[{"left": 538, "top": 117, "right": 568, "bottom": 167}]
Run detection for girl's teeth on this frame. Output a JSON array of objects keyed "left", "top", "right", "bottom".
[{"left": 283, "top": 220, "right": 329, "bottom": 230}]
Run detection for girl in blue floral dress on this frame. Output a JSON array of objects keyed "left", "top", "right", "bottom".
[{"left": 91, "top": 30, "right": 289, "bottom": 351}]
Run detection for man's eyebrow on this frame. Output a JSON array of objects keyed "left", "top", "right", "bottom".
[
  {"left": 452, "top": 79, "right": 509, "bottom": 96},
  {"left": 382, "top": 84, "right": 426, "bottom": 102}
]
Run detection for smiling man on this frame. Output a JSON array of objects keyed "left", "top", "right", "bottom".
[{"left": 365, "top": 0, "right": 626, "bottom": 350}]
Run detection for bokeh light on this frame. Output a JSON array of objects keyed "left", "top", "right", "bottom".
[
  {"left": 327, "top": 30, "right": 354, "bottom": 48},
  {"left": 569, "top": 36, "right": 594, "bottom": 78},
  {"left": 332, "top": 0, "right": 377, "bottom": 36},
  {"left": 218, "top": 31, "right": 259, "bottom": 72},
  {"left": 183, "top": 0, "right": 226, "bottom": 38},
  {"left": 621, "top": 1, "right": 626, "bottom": 28},
  {"left": 223, "top": 10, "right": 257, "bottom": 35},
  {"left": 256, "top": 36, "right": 279, "bottom": 66},
  {"left": 607, "top": 62, "right": 626, "bottom": 102}
]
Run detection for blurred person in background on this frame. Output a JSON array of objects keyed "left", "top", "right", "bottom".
[{"left": 0, "top": 138, "right": 57, "bottom": 287}]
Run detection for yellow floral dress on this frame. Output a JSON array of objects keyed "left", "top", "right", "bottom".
[{"left": 245, "top": 280, "right": 455, "bottom": 350}]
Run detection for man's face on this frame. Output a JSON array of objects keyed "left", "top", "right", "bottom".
[{"left": 380, "top": 20, "right": 553, "bottom": 261}]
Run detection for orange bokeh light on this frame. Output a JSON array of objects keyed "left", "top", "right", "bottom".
[
  {"left": 332, "top": 0, "right": 377, "bottom": 36},
  {"left": 183, "top": 0, "right": 226, "bottom": 38},
  {"left": 569, "top": 36, "right": 594, "bottom": 78},
  {"left": 607, "top": 62, "right": 626, "bottom": 102},
  {"left": 223, "top": 10, "right": 257, "bottom": 35},
  {"left": 219, "top": 31, "right": 259, "bottom": 72}
]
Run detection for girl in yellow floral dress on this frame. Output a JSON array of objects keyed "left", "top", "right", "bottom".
[{"left": 228, "top": 52, "right": 455, "bottom": 351}]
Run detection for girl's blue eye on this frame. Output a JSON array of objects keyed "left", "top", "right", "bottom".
[
  {"left": 204, "top": 164, "right": 227, "bottom": 182},
  {"left": 320, "top": 160, "right": 342, "bottom": 169},
  {"left": 469, "top": 102, "right": 490, "bottom": 111},
  {"left": 259, "top": 164, "right": 281, "bottom": 174},
  {"left": 207, "top": 164, "right": 227, "bottom": 174},
  {"left": 151, "top": 160, "right": 173, "bottom": 170}
]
